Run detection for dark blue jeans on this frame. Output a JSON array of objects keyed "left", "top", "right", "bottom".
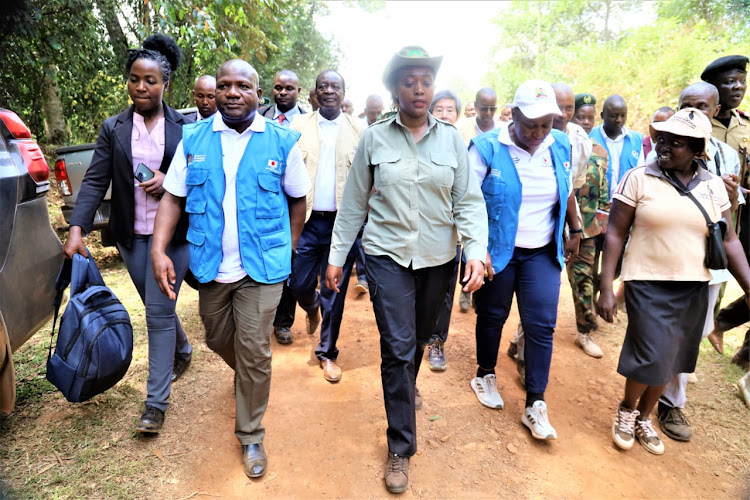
[
  {"left": 367, "top": 254, "right": 454, "bottom": 456},
  {"left": 289, "top": 212, "right": 356, "bottom": 361},
  {"left": 474, "top": 244, "right": 560, "bottom": 395}
]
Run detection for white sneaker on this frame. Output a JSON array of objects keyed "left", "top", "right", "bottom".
[
  {"left": 522, "top": 401, "right": 557, "bottom": 440},
  {"left": 575, "top": 332, "right": 603, "bottom": 358},
  {"left": 612, "top": 405, "right": 640, "bottom": 450},
  {"left": 634, "top": 417, "right": 665, "bottom": 455},
  {"left": 470, "top": 374, "right": 504, "bottom": 409}
]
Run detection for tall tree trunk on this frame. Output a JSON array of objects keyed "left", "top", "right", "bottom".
[
  {"left": 96, "top": 0, "right": 129, "bottom": 71},
  {"left": 42, "top": 71, "right": 69, "bottom": 144}
]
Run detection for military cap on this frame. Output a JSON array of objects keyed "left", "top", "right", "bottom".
[
  {"left": 382, "top": 46, "right": 442, "bottom": 87},
  {"left": 574, "top": 93, "right": 596, "bottom": 110},
  {"left": 701, "top": 55, "right": 749, "bottom": 82}
]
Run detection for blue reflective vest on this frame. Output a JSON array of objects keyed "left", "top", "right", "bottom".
[
  {"left": 181, "top": 116, "right": 300, "bottom": 284},
  {"left": 471, "top": 128, "right": 571, "bottom": 272},
  {"left": 589, "top": 126, "right": 643, "bottom": 194}
]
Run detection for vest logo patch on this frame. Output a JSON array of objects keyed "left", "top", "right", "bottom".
[
  {"left": 188, "top": 154, "right": 206, "bottom": 165},
  {"left": 267, "top": 159, "right": 282, "bottom": 173},
  {"left": 564, "top": 161, "right": 570, "bottom": 172},
  {"left": 632, "top": 150, "right": 638, "bottom": 158},
  {"left": 490, "top": 168, "right": 502, "bottom": 179}
]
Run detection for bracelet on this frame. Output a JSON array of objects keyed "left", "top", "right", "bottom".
[{"left": 570, "top": 228, "right": 583, "bottom": 234}]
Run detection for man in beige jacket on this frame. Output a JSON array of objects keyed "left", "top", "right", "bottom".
[{"left": 289, "top": 69, "right": 365, "bottom": 383}]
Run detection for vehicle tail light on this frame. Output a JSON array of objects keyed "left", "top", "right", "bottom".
[
  {"left": 54, "top": 158, "right": 73, "bottom": 196},
  {"left": 0, "top": 109, "right": 50, "bottom": 184},
  {"left": 17, "top": 142, "right": 50, "bottom": 183},
  {"left": 0, "top": 109, "right": 32, "bottom": 139}
]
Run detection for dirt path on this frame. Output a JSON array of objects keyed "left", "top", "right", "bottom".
[{"left": 151, "top": 276, "right": 749, "bottom": 499}]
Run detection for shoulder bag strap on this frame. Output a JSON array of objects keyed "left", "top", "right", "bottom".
[{"left": 663, "top": 170, "right": 713, "bottom": 227}]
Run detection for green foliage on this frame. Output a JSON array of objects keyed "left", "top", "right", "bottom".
[
  {"left": 0, "top": 0, "right": 341, "bottom": 145},
  {"left": 487, "top": 0, "right": 750, "bottom": 132},
  {"left": 252, "top": 0, "right": 340, "bottom": 93},
  {"left": 0, "top": 0, "right": 124, "bottom": 142}
]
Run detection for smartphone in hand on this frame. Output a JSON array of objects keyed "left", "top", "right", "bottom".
[{"left": 134, "top": 163, "right": 155, "bottom": 185}]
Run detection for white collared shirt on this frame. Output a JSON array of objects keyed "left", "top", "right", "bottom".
[
  {"left": 164, "top": 112, "right": 310, "bottom": 283},
  {"left": 603, "top": 126, "right": 631, "bottom": 184},
  {"left": 469, "top": 122, "right": 559, "bottom": 248},
  {"left": 313, "top": 111, "right": 342, "bottom": 211}
]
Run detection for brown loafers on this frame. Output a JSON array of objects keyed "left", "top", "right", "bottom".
[{"left": 320, "top": 359, "right": 341, "bottom": 383}]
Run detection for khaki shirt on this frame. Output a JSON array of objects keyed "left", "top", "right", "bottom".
[
  {"left": 291, "top": 111, "right": 365, "bottom": 221},
  {"left": 329, "top": 113, "right": 488, "bottom": 269},
  {"left": 711, "top": 109, "right": 750, "bottom": 185}
]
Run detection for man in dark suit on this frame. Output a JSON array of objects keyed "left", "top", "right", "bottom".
[{"left": 258, "top": 69, "right": 307, "bottom": 345}]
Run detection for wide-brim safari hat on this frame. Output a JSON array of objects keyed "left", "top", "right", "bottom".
[
  {"left": 0, "top": 328, "right": 16, "bottom": 413},
  {"left": 650, "top": 107, "right": 711, "bottom": 159},
  {"left": 382, "top": 46, "right": 442, "bottom": 87}
]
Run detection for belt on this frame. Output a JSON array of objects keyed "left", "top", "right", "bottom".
[{"left": 311, "top": 210, "right": 337, "bottom": 217}]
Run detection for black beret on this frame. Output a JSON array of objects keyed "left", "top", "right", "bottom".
[
  {"left": 574, "top": 93, "right": 596, "bottom": 110},
  {"left": 701, "top": 55, "right": 749, "bottom": 82}
]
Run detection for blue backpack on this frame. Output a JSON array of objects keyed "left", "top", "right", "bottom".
[{"left": 47, "top": 251, "right": 133, "bottom": 402}]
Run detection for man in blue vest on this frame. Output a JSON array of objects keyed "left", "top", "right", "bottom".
[
  {"left": 150, "top": 59, "right": 311, "bottom": 479},
  {"left": 590, "top": 95, "right": 644, "bottom": 196}
]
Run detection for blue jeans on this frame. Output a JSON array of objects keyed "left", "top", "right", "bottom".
[
  {"left": 473, "top": 244, "right": 560, "bottom": 394},
  {"left": 118, "top": 235, "right": 192, "bottom": 411},
  {"left": 290, "top": 212, "right": 356, "bottom": 361}
]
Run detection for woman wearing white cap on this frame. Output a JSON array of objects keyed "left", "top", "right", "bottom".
[
  {"left": 325, "top": 46, "right": 488, "bottom": 493},
  {"left": 597, "top": 108, "right": 750, "bottom": 455},
  {"left": 468, "top": 79, "right": 581, "bottom": 441}
]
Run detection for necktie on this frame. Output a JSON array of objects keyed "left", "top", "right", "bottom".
[{"left": 278, "top": 114, "right": 285, "bottom": 125}]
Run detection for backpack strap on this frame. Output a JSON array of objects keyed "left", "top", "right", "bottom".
[{"left": 49, "top": 257, "right": 73, "bottom": 362}]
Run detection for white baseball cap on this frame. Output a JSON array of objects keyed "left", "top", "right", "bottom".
[{"left": 512, "top": 79, "right": 562, "bottom": 119}]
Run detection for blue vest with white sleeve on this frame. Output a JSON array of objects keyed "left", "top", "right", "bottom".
[
  {"left": 589, "top": 125, "right": 643, "bottom": 192},
  {"left": 181, "top": 115, "right": 301, "bottom": 284},
  {"left": 471, "top": 128, "right": 572, "bottom": 273}
]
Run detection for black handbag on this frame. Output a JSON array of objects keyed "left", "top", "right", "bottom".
[{"left": 665, "top": 170, "right": 728, "bottom": 270}]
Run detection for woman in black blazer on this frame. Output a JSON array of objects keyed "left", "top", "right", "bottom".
[{"left": 63, "top": 34, "right": 193, "bottom": 433}]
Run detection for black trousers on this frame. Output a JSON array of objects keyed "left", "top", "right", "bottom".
[{"left": 366, "top": 254, "right": 454, "bottom": 456}]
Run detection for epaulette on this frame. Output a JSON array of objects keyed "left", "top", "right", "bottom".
[{"left": 737, "top": 109, "right": 749, "bottom": 120}]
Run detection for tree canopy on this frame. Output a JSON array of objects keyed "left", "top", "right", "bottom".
[
  {"left": 487, "top": 0, "right": 750, "bottom": 131},
  {"left": 0, "top": 0, "right": 340, "bottom": 144}
]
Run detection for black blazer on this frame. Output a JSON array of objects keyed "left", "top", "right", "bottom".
[
  {"left": 70, "top": 103, "right": 193, "bottom": 249},
  {"left": 259, "top": 104, "right": 306, "bottom": 120}
]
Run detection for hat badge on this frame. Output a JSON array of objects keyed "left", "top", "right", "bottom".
[
  {"left": 536, "top": 88, "right": 547, "bottom": 99},
  {"left": 583, "top": 95, "right": 592, "bottom": 104}
]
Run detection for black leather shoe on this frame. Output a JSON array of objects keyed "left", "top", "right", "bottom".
[
  {"left": 136, "top": 405, "right": 164, "bottom": 433},
  {"left": 171, "top": 356, "right": 192, "bottom": 383},
  {"left": 242, "top": 443, "right": 268, "bottom": 478},
  {"left": 273, "top": 326, "right": 293, "bottom": 345}
]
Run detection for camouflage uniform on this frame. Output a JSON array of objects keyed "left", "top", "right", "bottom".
[{"left": 567, "top": 140, "right": 610, "bottom": 333}]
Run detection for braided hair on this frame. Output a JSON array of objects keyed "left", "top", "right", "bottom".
[{"left": 125, "top": 33, "right": 182, "bottom": 83}]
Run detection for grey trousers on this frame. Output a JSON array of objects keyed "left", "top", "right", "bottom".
[
  {"left": 118, "top": 235, "right": 192, "bottom": 412},
  {"left": 198, "top": 276, "right": 283, "bottom": 445}
]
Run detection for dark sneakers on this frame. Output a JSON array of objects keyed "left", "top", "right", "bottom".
[
  {"left": 171, "top": 355, "right": 192, "bottom": 383},
  {"left": 657, "top": 402, "right": 692, "bottom": 442},
  {"left": 428, "top": 340, "right": 446, "bottom": 371},
  {"left": 136, "top": 405, "right": 165, "bottom": 433}
]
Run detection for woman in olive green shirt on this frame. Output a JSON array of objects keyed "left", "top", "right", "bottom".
[{"left": 325, "top": 46, "right": 488, "bottom": 494}]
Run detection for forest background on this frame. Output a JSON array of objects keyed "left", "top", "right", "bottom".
[{"left": 0, "top": 0, "right": 749, "bottom": 147}]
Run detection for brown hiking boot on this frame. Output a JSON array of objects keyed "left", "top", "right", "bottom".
[{"left": 385, "top": 453, "right": 409, "bottom": 493}]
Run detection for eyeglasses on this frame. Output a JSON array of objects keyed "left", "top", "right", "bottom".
[{"left": 479, "top": 106, "right": 498, "bottom": 112}]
